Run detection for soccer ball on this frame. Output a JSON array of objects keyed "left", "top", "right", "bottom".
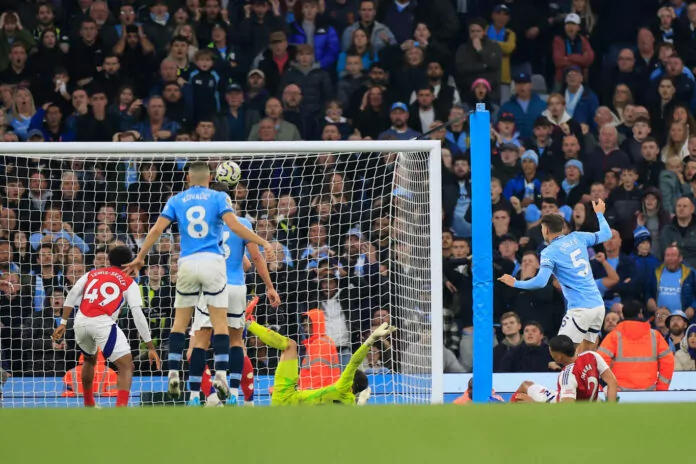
[{"left": 215, "top": 160, "right": 242, "bottom": 187}]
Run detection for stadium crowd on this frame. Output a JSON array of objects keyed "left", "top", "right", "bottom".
[{"left": 2, "top": 0, "right": 696, "bottom": 385}]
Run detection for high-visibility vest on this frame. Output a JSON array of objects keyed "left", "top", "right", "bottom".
[
  {"left": 299, "top": 309, "right": 341, "bottom": 390},
  {"left": 598, "top": 321, "right": 675, "bottom": 391},
  {"left": 62, "top": 352, "right": 118, "bottom": 397}
]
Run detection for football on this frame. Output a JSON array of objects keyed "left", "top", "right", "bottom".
[{"left": 215, "top": 160, "right": 242, "bottom": 187}]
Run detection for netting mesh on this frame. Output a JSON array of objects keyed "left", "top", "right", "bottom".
[{"left": 0, "top": 147, "right": 436, "bottom": 407}]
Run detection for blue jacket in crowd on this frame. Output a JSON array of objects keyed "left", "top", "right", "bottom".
[
  {"left": 288, "top": 18, "right": 340, "bottom": 70},
  {"left": 499, "top": 94, "right": 547, "bottom": 139}
]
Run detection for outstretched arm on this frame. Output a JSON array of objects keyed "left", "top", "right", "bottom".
[
  {"left": 124, "top": 216, "right": 172, "bottom": 274},
  {"left": 336, "top": 323, "right": 396, "bottom": 394},
  {"left": 222, "top": 212, "right": 270, "bottom": 249},
  {"left": 499, "top": 267, "right": 553, "bottom": 290}
]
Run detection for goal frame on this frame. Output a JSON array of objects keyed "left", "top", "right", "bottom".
[{"left": 1, "top": 140, "right": 444, "bottom": 404}]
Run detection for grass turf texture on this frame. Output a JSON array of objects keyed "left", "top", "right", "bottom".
[{"left": 1, "top": 403, "right": 687, "bottom": 463}]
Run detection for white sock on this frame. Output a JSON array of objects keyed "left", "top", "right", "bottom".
[
  {"left": 214, "top": 371, "right": 227, "bottom": 382},
  {"left": 230, "top": 387, "right": 239, "bottom": 397},
  {"left": 168, "top": 370, "right": 179, "bottom": 380}
]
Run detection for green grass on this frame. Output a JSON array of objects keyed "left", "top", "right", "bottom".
[{"left": 0, "top": 404, "right": 688, "bottom": 463}]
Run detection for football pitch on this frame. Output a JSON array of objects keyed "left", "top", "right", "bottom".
[{"left": 1, "top": 403, "right": 688, "bottom": 463}]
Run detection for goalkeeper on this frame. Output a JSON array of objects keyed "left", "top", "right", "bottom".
[{"left": 246, "top": 320, "right": 395, "bottom": 405}]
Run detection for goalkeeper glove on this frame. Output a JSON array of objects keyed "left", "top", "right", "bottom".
[
  {"left": 367, "top": 322, "right": 397, "bottom": 346},
  {"left": 356, "top": 386, "right": 371, "bottom": 406}
]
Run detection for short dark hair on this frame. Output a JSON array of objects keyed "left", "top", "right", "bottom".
[
  {"left": 108, "top": 245, "right": 133, "bottom": 267},
  {"left": 352, "top": 369, "right": 368, "bottom": 395},
  {"left": 549, "top": 335, "right": 575, "bottom": 357},
  {"left": 541, "top": 197, "right": 558, "bottom": 206},
  {"left": 170, "top": 34, "right": 188, "bottom": 45},
  {"left": 642, "top": 136, "right": 659, "bottom": 146},
  {"left": 622, "top": 299, "right": 644, "bottom": 320},
  {"left": 540, "top": 214, "right": 564, "bottom": 233},
  {"left": 524, "top": 320, "right": 544, "bottom": 333},
  {"left": 210, "top": 181, "right": 231, "bottom": 197},
  {"left": 94, "top": 246, "right": 109, "bottom": 255},
  {"left": 634, "top": 116, "right": 651, "bottom": 126}
]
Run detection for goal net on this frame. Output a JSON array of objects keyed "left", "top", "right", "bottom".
[{"left": 0, "top": 141, "right": 442, "bottom": 407}]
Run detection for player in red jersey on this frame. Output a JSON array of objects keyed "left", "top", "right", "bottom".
[
  {"left": 550, "top": 335, "right": 618, "bottom": 402},
  {"left": 52, "top": 246, "right": 161, "bottom": 407}
]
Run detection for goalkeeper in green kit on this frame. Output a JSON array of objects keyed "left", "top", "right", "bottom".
[{"left": 246, "top": 320, "right": 395, "bottom": 405}]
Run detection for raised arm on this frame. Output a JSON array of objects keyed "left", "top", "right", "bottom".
[
  {"left": 124, "top": 216, "right": 172, "bottom": 274},
  {"left": 593, "top": 199, "right": 612, "bottom": 244},
  {"left": 246, "top": 242, "right": 281, "bottom": 308},
  {"left": 336, "top": 323, "right": 396, "bottom": 394}
]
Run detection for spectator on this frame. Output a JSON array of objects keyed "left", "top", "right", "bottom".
[
  {"left": 674, "top": 323, "right": 696, "bottom": 371},
  {"left": 245, "top": 69, "right": 270, "bottom": 113},
  {"left": 378, "top": 102, "right": 420, "bottom": 140},
  {"left": 188, "top": 49, "right": 224, "bottom": 121},
  {"left": 503, "top": 150, "right": 541, "bottom": 203},
  {"left": 455, "top": 17, "right": 502, "bottom": 103},
  {"left": 492, "top": 311, "right": 522, "bottom": 372},
  {"left": 562, "top": 66, "right": 599, "bottom": 129},
  {"left": 29, "top": 207, "right": 88, "bottom": 254},
  {"left": 408, "top": 85, "right": 447, "bottom": 134},
  {"left": 646, "top": 245, "right": 696, "bottom": 317},
  {"left": 552, "top": 13, "right": 594, "bottom": 87},
  {"left": 248, "top": 97, "right": 301, "bottom": 141},
  {"left": 498, "top": 321, "right": 555, "bottom": 373},
  {"left": 0, "top": 12, "right": 36, "bottom": 73},
  {"left": 218, "top": 83, "right": 261, "bottom": 141},
  {"left": 341, "top": 0, "right": 395, "bottom": 54},
  {"left": 584, "top": 125, "right": 632, "bottom": 185},
  {"left": 29, "top": 103, "right": 76, "bottom": 142},
  {"left": 282, "top": 84, "right": 320, "bottom": 140},
  {"left": 337, "top": 29, "right": 376, "bottom": 78},
  {"left": 127, "top": 96, "right": 181, "bottom": 142},
  {"left": 288, "top": 0, "right": 340, "bottom": 71},
  {"left": 67, "top": 19, "right": 104, "bottom": 87},
  {"left": 142, "top": 0, "right": 176, "bottom": 56},
  {"left": 279, "top": 44, "right": 333, "bottom": 116},
  {"left": 238, "top": 0, "right": 288, "bottom": 62},
  {"left": 75, "top": 88, "right": 121, "bottom": 142},
  {"left": 625, "top": 117, "right": 654, "bottom": 166},
  {"left": 500, "top": 73, "right": 546, "bottom": 139},
  {"left": 486, "top": 5, "right": 516, "bottom": 103},
  {"left": 9, "top": 87, "right": 37, "bottom": 140},
  {"left": 255, "top": 31, "right": 294, "bottom": 97},
  {"left": 635, "top": 188, "right": 671, "bottom": 258},
  {"left": 598, "top": 299, "right": 674, "bottom": 392}
]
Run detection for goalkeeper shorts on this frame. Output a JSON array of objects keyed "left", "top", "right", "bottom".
[{"left": 271, "top": 359, "right": 299, "bottom": 406}]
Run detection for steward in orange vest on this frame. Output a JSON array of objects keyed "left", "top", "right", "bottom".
[
  {"left": 62, "top": 351, "right": 118, "bottom": 397},
  {"left": 298, "top": 309, "right": 341, "bottom": 390},
  {"left": 598, "top": 300, "right": 674, "bottom": 391}
]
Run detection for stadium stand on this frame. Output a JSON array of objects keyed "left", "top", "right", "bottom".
[{"left": 2, "top": 0, "right": 696, "bottom": 396}]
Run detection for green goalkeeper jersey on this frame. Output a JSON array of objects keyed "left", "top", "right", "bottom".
[{"left": 271, "top": 343, "right": 370, "bottom": 406}]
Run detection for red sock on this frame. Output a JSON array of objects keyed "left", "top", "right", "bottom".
[
  {"left": 116, "top": 390, "right": 130, "bottom": 407},
  {"left": 241, "top": 356, "right": 254, "bottom": 401},
  {"left": 83, "top": 387, "right": 96, "bottom": 407}
]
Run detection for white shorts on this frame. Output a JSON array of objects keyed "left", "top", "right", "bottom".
[
  {"left": 74, "top": 314, "right": 131, "bottom": 363},
  {"left": 559, "top": 306, "right": 605, "bottom": 344},
  {"left": 526, "top": 383, "right": 558, "bottom": 403},
  {"left": 192, "top": 285, "right": 247, "bottom": 332},
  {"left": 175, "top": 253, "right": 227, "bottom": 309}
]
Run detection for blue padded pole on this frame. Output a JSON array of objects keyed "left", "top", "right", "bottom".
[{"left": 470, "top": 103, "right": 493, "bottom": 403}]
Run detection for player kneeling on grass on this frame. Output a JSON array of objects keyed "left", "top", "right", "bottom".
[
  {"left": 52, "top": 246, "right": 161, "bottom": 407},
  {"left": 247, "top": 320, "right": 395, "bottom": 405},
  {"left": 512, "top": 335, "right": 618, "bottom": 403}
]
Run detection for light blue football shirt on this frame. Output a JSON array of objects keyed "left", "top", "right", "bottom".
[
  {"left": 222, "top": 216, "right": 252, "bottom": 286},
  {"left": 160, "top": 185, "right": 233, "bottom": 258},
  {"left": 514, "top": 213, "right": 612, "bottom": 310}
]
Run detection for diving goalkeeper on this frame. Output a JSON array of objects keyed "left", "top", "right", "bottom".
[{"left": 246, "top": 320, "right": 395, "bottom": 405}]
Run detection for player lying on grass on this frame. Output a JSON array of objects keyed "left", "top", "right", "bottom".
[
  {"left": 511, "top": 335, "right": 618, "bottom": 403},
  {"left": 246, "top": 319, "right": 395, "bottom": 405},
  {"left": 498, "top": 199, "right": 612, "bottom": 354},
  {"left": 52, "top": 246, "right": 162, "bottom": 407}
]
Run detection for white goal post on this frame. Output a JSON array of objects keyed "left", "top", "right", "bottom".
[{"left": 0, "top": 140, "right": 443, "bottom": 406}]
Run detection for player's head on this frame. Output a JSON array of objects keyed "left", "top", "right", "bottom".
[
  {"left": 548, "top": 335, "right": 576, "bottom": 362},
  {"left": 540, "top": 213, "right": 565, "bottom": 242},
  {"left": 188, "top": 161, "right": 211, "bottom": 186},
  {"left": 352, "top": 369, "right": 368, "bottom": 396},
  {"left": 621, "top": 299, "right": 644, "bottom": 321},
  {"left": 108, "top": 245, "right": 133, "bottom": 268},
  {"left": 210, "top": 181, "right": 231, "bottom": 196}
]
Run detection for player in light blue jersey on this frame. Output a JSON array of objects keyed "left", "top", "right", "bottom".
[
  {"left": 499, "top": 199, "right": 612, "bottom": 353},
  {"left": 188, "top": 182, "right": 281, "bottom": 406},
  {"left": 124, "top": 161, "right": 274, "bottom": 401}
]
